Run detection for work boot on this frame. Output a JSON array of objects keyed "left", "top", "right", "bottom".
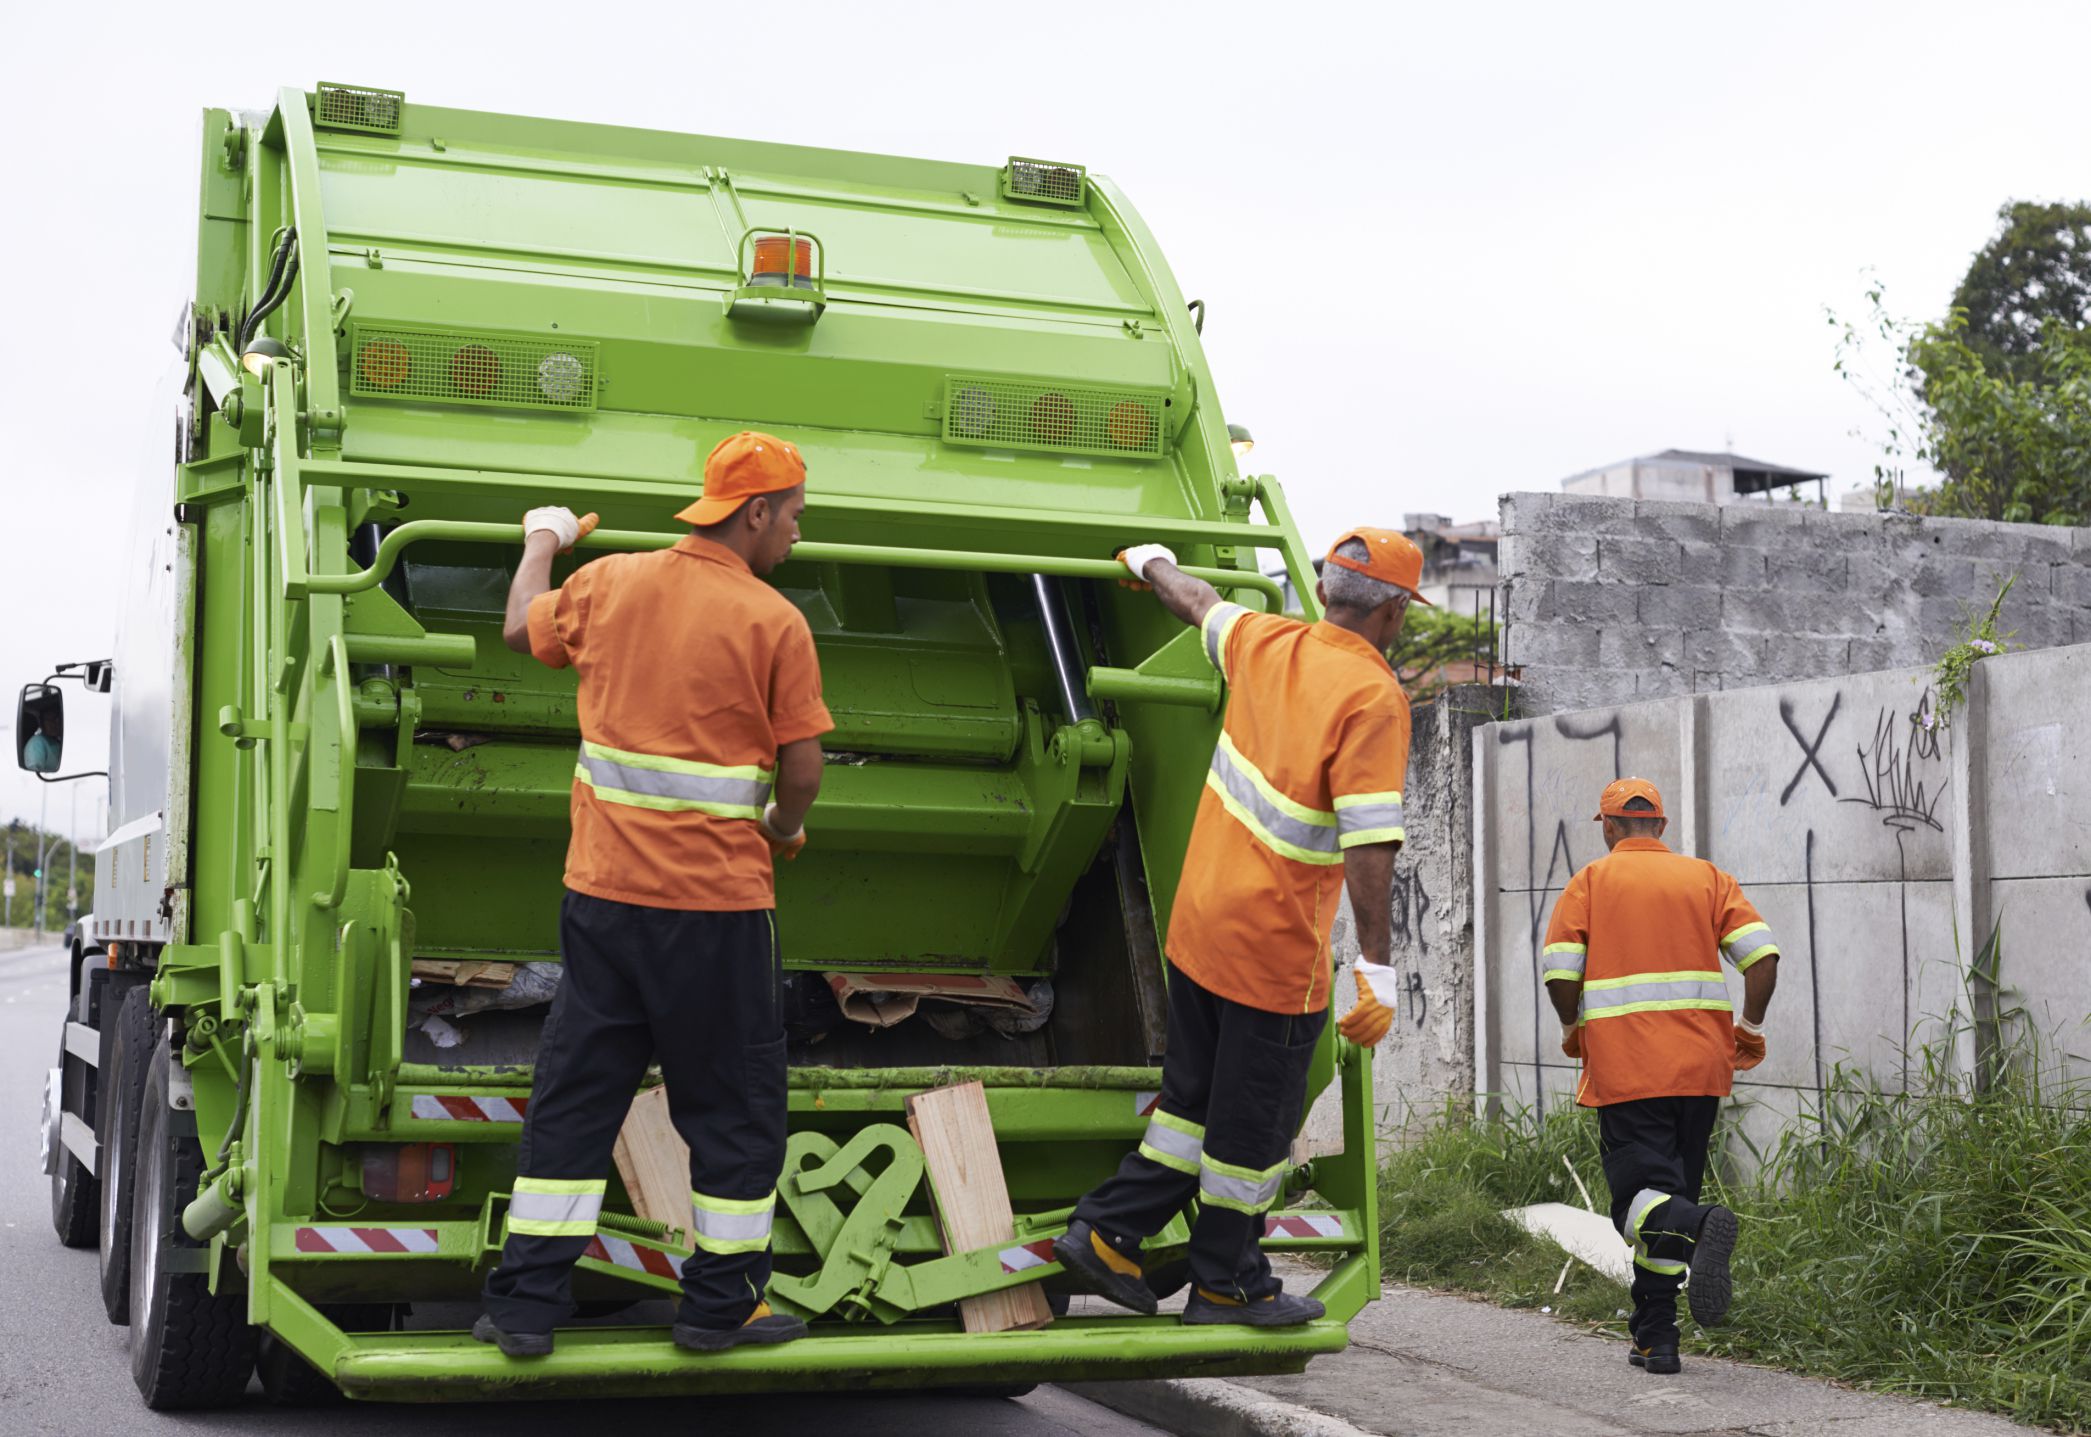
[
  {"left": 1628, "top": 1340, "right": 1682, "bottom": 1374},
  {"left": 1181, "top": 1286, "right": 1325, "bottom": 1327},
  {"left": 471, "top": 1313, "right": 553, "bottom": 1358},
  {"left": 672, "top": 1302, "right": 808, "bottom": 1353},
  {"left": 1687, "top": 1205, "right": 1739, "bottom": 1328},
  {"left": 1051, "top": 1220, "right": 1158, "bottom": 1316}
]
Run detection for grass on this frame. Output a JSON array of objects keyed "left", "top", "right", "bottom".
[{"left": 1378, "top": 1052, "right": 2091, "bottom": 1432}]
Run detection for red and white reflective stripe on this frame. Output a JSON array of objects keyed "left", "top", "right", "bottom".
[
  {"left": 1134, "top": 1090, "right": 1160, "bottom": 1117},
  {"left": 998, "top": 1238, "right": 1058, "bottom": 1274},
  {"left": 1264, "top": 1213, "right": 1344, "bottom": 1239},
  {"left": 407, "top": 1094, "right": 529, "bottom": 1123},
  {"left": 294, "top": 1226, "right": 441, "bottom": 1254},
  {"left": 582, "top": 1233, "right": 683, "bottom": 1280}
]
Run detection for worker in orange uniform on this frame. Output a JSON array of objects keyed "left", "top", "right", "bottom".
[
  {"left": 1542, "top": 778, "right": 1778, "bottom": 1376},
  {"left": 475, "top": 432, "right": 832, "bottom": 1358},
  {"left": 1053, "top": 530, "right": 1420, "bottom": 1327}
]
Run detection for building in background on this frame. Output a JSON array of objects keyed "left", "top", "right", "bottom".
[
  {"left": 1402, "top": 512, "right": 1500, "bottom": 614},
  {"left": 1561, "top": 448, "right": 1829, "bottom": 507}
]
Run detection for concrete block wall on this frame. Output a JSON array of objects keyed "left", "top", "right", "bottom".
[
  {"left": 1472, "top": 644, "right": 2091, "bottom": 1159},
  {"left": 1499, "top": 493, "right": 2091, "bottom": 715}
]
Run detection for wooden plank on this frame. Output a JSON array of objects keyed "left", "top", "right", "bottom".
[
  {"left": 410, "top": 958, "right": 517, "bottom": 989},
  {"left": 905, "top": 1080, "right": 1052, "bottom": 1333},
  {"left": 611, "top": 1086, "right": 690, "bottom": 1233}
]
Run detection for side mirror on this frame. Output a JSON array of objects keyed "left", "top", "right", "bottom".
[{"left": 16, "top": 684, "right": 62, "bottom": 774}]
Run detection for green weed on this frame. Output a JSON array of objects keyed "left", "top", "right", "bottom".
[{"left": 1379, "top": 1063, "right": 2091, "bottom": 1431}]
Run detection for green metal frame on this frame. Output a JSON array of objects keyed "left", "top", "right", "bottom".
[{"left": 126, "top": 83, "right": 1379, "bottom": 1402}]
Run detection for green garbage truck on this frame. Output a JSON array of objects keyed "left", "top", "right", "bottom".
[{"left": 32, "top": 82, "right": 1381, "bottom": 1407}]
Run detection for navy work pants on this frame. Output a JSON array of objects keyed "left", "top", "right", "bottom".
[
  {"left": 1598, "top": 1095, "right": 1720, "bottom": 1346},
  {"left": 1075, "top": 962, "right": 1324, "bottom": 1302},
  {"left": 483, "top": 893, "right": 786, "bottom": 1334}
]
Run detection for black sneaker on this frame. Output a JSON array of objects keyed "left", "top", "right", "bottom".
[
  {"left": 1688, "top": 1205, "right": 1739, "bottom": 1328},
  {"left": 672, "top": 1303, "right": 808, "bottom": 1353},
  {"left": 1181, "top": 1287, "right": 1325, "bottom": 1327},
  {"left": 471, "top": 1313, "right": 553, "bottom": 1358},
  {"left": 1050, "top": 1220, "right": 1158, "bottom": 1316},
  {"left": 1628, "top": 1341, "right": 1682, "bottom": 1374}
]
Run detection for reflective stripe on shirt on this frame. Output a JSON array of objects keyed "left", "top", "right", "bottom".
[
  {"left": 1580, "top": 970, "right": 1732, "bottom": 1022},
  {"left": 1202, "top": 602, "right": 1252, "bottom": 679},
  {"left": 574, "top": 741, "right": 774, "bottom": 820},
  {"left": 1720, "top": 921, "right": 1781, "bottom": 971},
  {"left": 1333, "top": 790, "right": 1405, "bottom": 848},
  {"left": 1205, "top": 732, "right": 1343, "bottom": 866},
  {"left": 1541, "top": 942, "right": 1587, "bottom": 982}
]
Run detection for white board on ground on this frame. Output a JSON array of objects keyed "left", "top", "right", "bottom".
[{"left": 1502, "top": 1202, "right": 1630, "bottom": 1285}]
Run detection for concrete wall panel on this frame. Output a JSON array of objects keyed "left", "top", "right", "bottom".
[
  {"left": 1489, "top": 699, "right": 1683, "bottom": 893},
  {"left": 1989, "top": 875, "right": 2091, "bottom": 1089},
  {"left": 1982, "top": 648, "right": 2091, "bottom": 880},
  {"left": 1701, "top": 668, "right": 1952, "bottom": 886}
]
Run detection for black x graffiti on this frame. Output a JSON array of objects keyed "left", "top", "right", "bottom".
[{"left": 1779, "top": 693, "right": 1841, "bottom": 805}]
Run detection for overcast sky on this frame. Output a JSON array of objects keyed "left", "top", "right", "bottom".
[{"left": 3, "top": 0, "right": 2085, "bottom": 834}]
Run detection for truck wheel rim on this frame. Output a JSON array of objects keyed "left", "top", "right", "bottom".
[
  {"left": 39, "top": 1068, "right": 61, "bottom": 1177},
  {"left": 133, "top": 1111, "right": 165, "bottom": 1323}
]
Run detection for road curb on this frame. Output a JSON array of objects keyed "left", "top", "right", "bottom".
[{"left": 1064, "top": 1378, "right": 1374, "bottom": 1437}]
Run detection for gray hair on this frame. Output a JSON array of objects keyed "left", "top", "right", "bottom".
[{"left": 1322, "top": 537, "right": 1407, "bottom": 614}]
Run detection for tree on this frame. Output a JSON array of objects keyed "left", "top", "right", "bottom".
[
  {"left": 1944, "top": 201, "right": 2091, "bottom": 381},
  {"left": 1387, "top": 606, "right": 1496, "bottom": 701},
  {"left": 1832, "top": 199, "right": 2091, "bottom": 526}
]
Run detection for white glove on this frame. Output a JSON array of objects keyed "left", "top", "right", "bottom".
[
  {"left": 759, "top": 803, "right": 803, "bottom": 843},
  {"left": 523, "top": 506, "right": 583, "bottom": 550},
  {"left": 1119, "top": 543, "right": 1177, "bottom": 582},
  {"left": 1354, "top": 958, "right": 1402, "bottom": 1008},
  {"left": 1736, "top": 1016, "right": 1764, "bottom": 1036}
]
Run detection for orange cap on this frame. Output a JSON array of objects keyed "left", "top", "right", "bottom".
[
  {"left": 1594, "top": 777, "right": 1665, "bottom": 820},
  {"left": 675, "top": 431, "right": 807, "bottom": 526},
  {"left": 1325, "top": 527, "right": 1433, "bottom": 606}
]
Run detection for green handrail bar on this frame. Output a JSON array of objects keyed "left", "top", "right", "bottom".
[{"left": 304, "top": 519, "right": 1288, "bottom": 607}]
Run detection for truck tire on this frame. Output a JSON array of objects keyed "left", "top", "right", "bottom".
[
  {"left": 256, "top": 1303, "right": 389, "bottom": 1406},
  {"left": 48, "top": 977, "right": 101, "bottom": 1248},
  {"left": 98, "top": 985, "right": 155, "bottom": 1323},
  {"left": 256, "top": 1333, "right": 343, "bottom": 1406},
  {"left": 128, "top": 1044, "right": 257, "bottom": 1409}
]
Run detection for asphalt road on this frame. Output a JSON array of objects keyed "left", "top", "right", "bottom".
[{"left": 0, "top": 944, "right": 1168, "bottom": 1437}]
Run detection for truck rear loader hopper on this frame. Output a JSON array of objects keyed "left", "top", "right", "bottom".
[{"left": 37, "top": 83, "right": 1384, "bottom": 1405}]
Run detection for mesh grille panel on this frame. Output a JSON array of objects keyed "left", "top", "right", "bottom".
[
  {"left": 315, "top": 83, "right": 405, "bottom": 136},
  {"left": 943, "top": 376, "right": 1165, "bottom": 458},
  {"left": 1003, "top": 157, "right": 1086, "bottom": 207},
  {"left": 349, "top": 326, "right": 599, "bottom": 412}
]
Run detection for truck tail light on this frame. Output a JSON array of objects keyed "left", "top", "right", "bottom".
[{"left": 361, "top": 1143, "right": 456, "bottom": 1203}]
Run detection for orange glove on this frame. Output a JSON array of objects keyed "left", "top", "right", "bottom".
[
  {"left": 1733, "top": 1018, "right": 1766, "bottom": 1071},
  {"left": 758, "top": 803, "right": 807, "bottom": 862},
  {"left": 1336, "top": 970, "right": 1393, "bottom": 1048},
  {"left": 1561, "top": 1022, "right": 1582, "bottom": 1060}
]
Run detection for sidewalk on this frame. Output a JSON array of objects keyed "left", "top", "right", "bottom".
[{"left": 1071, "top": 1263, "right": 2029, "bottom": 1437}]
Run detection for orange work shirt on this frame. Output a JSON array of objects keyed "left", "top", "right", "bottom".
[
  {"left": 1541, "top": 837, "right": 1781, "bottom": 1107},
  {"left": 527, "top": 534, "right": 833, "bottom": 911},
  {"left": 1165, "top": 602, "right": 1412, "bottom": 1015}
]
